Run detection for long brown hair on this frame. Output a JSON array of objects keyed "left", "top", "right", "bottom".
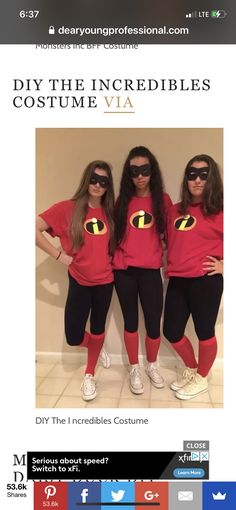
[
  {"left": 70, "top": 161, "right": 115, "bottom": 252},
  {"left": 115, "top": 146, "right": 165, "bottom": 246},
  {"left": 179, "top": 154, "right": 223, "bottom": 215}
]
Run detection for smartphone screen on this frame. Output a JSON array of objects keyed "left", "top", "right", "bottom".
[{"left": 0, "top": 2, "right": 235, "bottom": 509}]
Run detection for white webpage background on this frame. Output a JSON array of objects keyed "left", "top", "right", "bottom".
[{"left": 0, "top": 44, "right": 234, "bottom": 509}]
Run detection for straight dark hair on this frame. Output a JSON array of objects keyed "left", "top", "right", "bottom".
[
  {"left": 115, "top": 146, "right": 165, "bottom": 246},
  {"left": 179, "top": 154, "right": 223, "bottom": 215},
  {"left": 70, "top": 161, "right": 115, "bottom": 253}
]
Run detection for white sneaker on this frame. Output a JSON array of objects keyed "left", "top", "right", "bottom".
[
  {"left": 81, "top": 374, "right": 97, "bottom": 401},
  {"left": 170, "top": 367, "right": 197, "bottom": 391},
  {"left": 175, "top": 372, "right": 208, "bottom": 400},
  {"left": 100, "top": 348, "right": 111, "bottom": 369},
  {"left": 146, "top": 363, "right": 165, "bottom": 388},
  {"left": 129, "top": 365, "right": 144, "bottom": 394}
]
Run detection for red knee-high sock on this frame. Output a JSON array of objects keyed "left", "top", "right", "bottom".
[
  {"left": 85, "top": 333, "right": 105, "bottom": 375},
  {"left": 79, "top": 331, "right": 90, "bottom": 348},
  {"left": 124, "top": 330, "right": 139, "bottom": 365},
  {"left": 198, "top": 336, "right": 217, "bottom": 377},
  {"left": 145, "top": 336, "right": 161, "bottom": 363},
  {"left": 171, "top": 336, "right": 198, "bottom": 368}
]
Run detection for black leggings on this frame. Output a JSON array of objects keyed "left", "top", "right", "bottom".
[
  {"left": 163, "top": 275, "right": 223, "bottom": 342},
  {"left": 114, "top": 267, "right": 163, "bottom": 339},
  {"left": 65, "top": 273, "right": 113, "bottom": 346}
]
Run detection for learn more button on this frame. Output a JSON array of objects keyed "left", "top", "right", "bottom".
[{"left": 173, "top": 468, "right": 205, "bottom": 478}]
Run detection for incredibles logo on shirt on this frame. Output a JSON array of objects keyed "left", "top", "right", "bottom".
[
  {"left": 84, "top": 217, "right": 107, "bottom": 235},
  {"left": 130, "top": 210, "right": 154, "bottom": 229},
  {"left": 174, "top": 214, "right": 197, "bottom": 231}
]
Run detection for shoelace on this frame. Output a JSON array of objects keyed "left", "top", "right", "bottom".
[
  {"left": 100, "top": 349, "right": 110, "bottom": 365},
  {"left": 130, "top": 367, "right": 142, "bottom": 378},
  {"left": 182, "top": 368, "right": 195, "bottom": 382},
  {"left": 81, "top": 375, "right": 95, "bottom": 391},
  {"left": 149, "top": 365, "right": 159, "bottom": 374},
  {"left": 149, "top": 366, "right": 163, "bottom": 381},
  {"left": 182, "top": 371, "right": 202, "bottom": 389},
  {"left": 188, "top": 372, "right": 201, "bottom": 384}
]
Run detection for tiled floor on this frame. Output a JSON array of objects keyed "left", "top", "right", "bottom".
[{"left": 36, "top": 360, "right": 223, "bottom": 409}]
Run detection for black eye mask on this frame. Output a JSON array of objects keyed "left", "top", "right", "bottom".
[
  {"left": 186, "top": 167, "right": 209, "bottom": 181},
  {"left": 90, "top": 172, "right": 109, "bottom": 188},
  {"left": 130, "top": 164, "right": 152, "bottom": 178}
]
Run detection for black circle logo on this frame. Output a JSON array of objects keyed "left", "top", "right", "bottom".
[
  {"left": 174, "top": 214, "right": 197, "bottom": 231},
  {"left": 84, "top": 217, "right": 107, "bottom": 235},
  {"left": 130, "top": 210, "right": 154, "bottom": 229}
]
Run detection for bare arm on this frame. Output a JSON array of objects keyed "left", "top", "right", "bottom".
[{"left": 36, "top": 216, "right": 73, "bottom": 266}]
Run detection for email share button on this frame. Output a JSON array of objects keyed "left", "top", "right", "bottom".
[
  {"left": 178, "top": 491, "right": 193, "bottom": 501},
  {"left": 173, "top": 468, "right": 205, "bottom": 478}
]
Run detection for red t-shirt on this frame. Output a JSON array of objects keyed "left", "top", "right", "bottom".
[
  {"left": 113, "top": 193, "right": 172, "bottom": 270},
  {"left": 39, "top": 200, "right": 113, "bottom": 286},
  {"left": 165, "top": 202, "right": 223, "bottom": 278}
]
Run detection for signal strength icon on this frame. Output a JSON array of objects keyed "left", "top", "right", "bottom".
[{"left": 186, "top": 11, "right": 198, "bottom": 18}]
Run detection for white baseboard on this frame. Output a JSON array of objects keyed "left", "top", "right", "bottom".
[{"left": 36, "top": 351, "right": 223, "bottom": 370}]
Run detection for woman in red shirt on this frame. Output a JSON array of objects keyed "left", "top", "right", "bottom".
[
  {"left": 113, "top": 146, "right": 172, "bottom": 395},
  {"left": 36, "top": 161, "right": 115, "bottom": 401},
  {"left": 163, "top": 154, "right": 223, "bottom": 400}
]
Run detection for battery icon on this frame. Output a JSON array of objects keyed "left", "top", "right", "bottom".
[{"left": 211, "top": 10, "right": 227, "bottom": 18}]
